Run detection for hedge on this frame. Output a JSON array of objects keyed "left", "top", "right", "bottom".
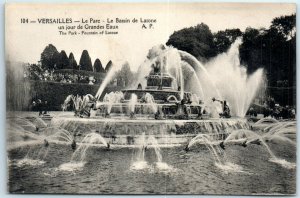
[
  {"left": 7, "top": 80, "right": 121, "bottom": 111},
  {"left": 6, "top": 80, "right": 296, "bottom": 111}
]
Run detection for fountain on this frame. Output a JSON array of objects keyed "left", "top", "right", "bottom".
[
  {"left": 53, "top": 39, "right": 264, "bottom": 145},
  {"left": 7, "top": 39, "right": 296, "bottom": 195},
  {"left": 179, "top": 38, "right": 264, "bottom": 117}
]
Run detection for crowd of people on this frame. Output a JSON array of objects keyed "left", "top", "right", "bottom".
[
  {"left": 276, "top": 80, "right": 289, "bottom": 87},
  {"left": 247, "top": 97, "right": 296, "bottom": 120},
  {"left": 24, "top": 69, "right": 103, "bottom": 85},
  {"left": 31, "top": 99, "right": 49, "bottom": 116}
]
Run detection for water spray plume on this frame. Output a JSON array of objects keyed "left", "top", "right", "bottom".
[
  {"left": 197, "top": 38, "right": 264, "bottom": 117},
  {"left": 95, "top": 65, "right": 117, "bottom": 99}
]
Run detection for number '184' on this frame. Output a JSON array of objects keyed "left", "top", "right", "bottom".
[{"left": 21, "top": 18, "right": 28, "bottom": 23}]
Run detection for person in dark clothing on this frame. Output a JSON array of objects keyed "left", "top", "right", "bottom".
[
  {"left": 248, "top": 107, "right": 257, "bottom": 117},
  {"left": 43, "top": 101, "right": 48, "bottom": 115},
  {"left": 37, "top": 99, "right": 43, "bottom": 116},
  {"left": 281, "top": 106, "right": 289, "bottom": 119},
  {"left": 32, "top": 100, "right": 37, "bottom": 111},
  {"left": 269, "top": 98, "right": 275, "bottom": 109}
]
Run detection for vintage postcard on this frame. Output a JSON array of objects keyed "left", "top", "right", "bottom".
[{"left": 5, "top": 3, "right": 296, "bottom": 195}]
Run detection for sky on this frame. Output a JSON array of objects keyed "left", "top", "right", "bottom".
[{"left": 5, "top": 3, "right": 296, "bottom": 71}]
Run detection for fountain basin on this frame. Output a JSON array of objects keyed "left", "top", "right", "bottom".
[
  {"left": 8, "top": 141, "right": 296, "bottom": 194},
  {"left": 50, "top": 116, "right": 249, "bottom": 145}
]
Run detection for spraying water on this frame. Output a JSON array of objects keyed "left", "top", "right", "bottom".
[
  {"left": 95, "top": 66, "right": 117, "bottom": 99},
  {"left": 179, "top": 50, "right": 222, "bottom": 100},
  {"left": 131, "top": 133, "right": 173, "bottom": 171},
  {"left": 186, "top": 134, "right": 245, "bottom": 173},
  {"left": 71, "top": 132, "right": 108, "bottom": 162},
  {"left": 223, "top": 129, "right": 296, "bottom": 169},
  {"left": 187, "top": 134, "right": 223, "bottom": 164},
  {"left": 199, "top": 38, "right": 264, "bottom": 117},
  {"left": 46, "top": 127, "right": 74, "bottom": 143},
  {"left": 143, "top": 93, "right": 158, "bottom": 114},
  {"left": 263, "top": 121, "right": 296, "bottom": 146},
  {"left": 128, "top": 93, "right": 138, "bottom": 114},
  {"left": 101, "top": 91, "right": 124, "bottom": 115}
]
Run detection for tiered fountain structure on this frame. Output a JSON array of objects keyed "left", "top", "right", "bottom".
[{"left": 53, "top": 40, "right": 257, "bottom": 146}]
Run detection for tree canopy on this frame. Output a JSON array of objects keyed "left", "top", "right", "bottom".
[
  {"left": 94, "top": 58, "right": 105, "bottom": 73},
  {"left": 271, "top": 14, "right": 296, "bottom": 39},
  {"left": 68, "top": 52, "right": 78, "bottom": 70},
  {"left": 79, "top": 50, "right": 93, "bottom": 71},
  {"left": 116, "top": 62, "right": 133, "bottom": 87},
  {"left": 213, "top": 29, "right": 242, "bottom": 53},
  {"left": 40, "top": 44, "right": 59, "bottom": 70},
  {"left": 56, "top": 50, "right": 69, "bottom": 69},
  {"left": 240, "top": 13, "right": 296, "bottom": 88},
  {"left": 165, "top": 14, "right": 295, "bottom": 105},
  {"left": 239, "top": 14, "right": 295, "bottom": 105},
  {"left": 166, "top": 23, "right": 216, "bottom": 61},
  {"left": 105, "top": 60, "right": 113, "bottom": 72}
]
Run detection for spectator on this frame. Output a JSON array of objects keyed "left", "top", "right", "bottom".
[
  {"left": 43, "top": 101, "right": 48, "bottom": 115},
  {"left": 37, "top": 99, "right": 43, "bottom": 116}
]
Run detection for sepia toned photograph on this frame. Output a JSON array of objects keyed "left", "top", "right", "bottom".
[{"left": 5, "top": 3, "right": 296, "bottom": 195}]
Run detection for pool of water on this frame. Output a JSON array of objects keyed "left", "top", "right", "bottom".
[{"left": 8, "top": 140, "right": 296, "bottom": 195}]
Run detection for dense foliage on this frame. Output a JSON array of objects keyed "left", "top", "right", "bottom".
[
  {"left": 56, "top": 50, "right": 69, "bottom": 70},
  {"left": 213, "top": 29, "right": 242, "bottom": 54},
  {"left": 167, "top": 14, "right": 296, "bottom": 105},
  {"left": 94, "top": 58, "right": 105, "bottom": 73},
  {"left": 40, "top": 44, "right": 59, "bottom": 70},
  {"left": 240, "top": 14, "right": 296, "bottom": 88},
  {"left": 115, "top": 62, "right": 134, "bottom": 87},
  {"left": 166, "top": 23, "right": 216, "bottom": 61},
  {"left": 105, "top": 60, "right": 113, "bottom": 72},
  {"left": 7, "top": 80, "right": 121, "bottom": 111},
  {"left": 68, "top": 52, "right": 78, "bottom": 70},
  {"left": 39, "top": 46, "right": 109, "bottom": 73},
  {"left": 79, "top": 50, "right": 93, "bottom": 71}
]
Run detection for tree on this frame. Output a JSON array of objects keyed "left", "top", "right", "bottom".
[
  {"left": 105, "top": 60, "right": 113, "bottom": 72},
  {"left": 213, "top": 29, "right": 242, "bottom": 53},
  {"left": 40, "top": 44, "right": 59, "bottom": 70},
  {"left": 56, "top": 50, "right": 69, "bottom": 69},
  {"left": 239, "top": 14, "right": 296, "bottom": 105},
  {"left": 213, "top": 31, "right": 231, "bottom": 54},
  {"left": 116, "top": 62, "right": 133, "bottom": 87},
  {"left": 27, "top": 63, "right": 43, "bottom": 80},
  {"left": 271, "top": 14, "right": 296, "bottom": 40},
  {"left": 94, "top": 58, "right": 105, "bottom": 73},
  {"left": 79, "top": 50, "right": 93, "bottom": 71},
  {"left": 68, "top": 52, "right": 78, "bottom": 70},
  {"left": 239, "top": 27, "right": 261, "bottom": 73},
  {"left": 166, "top": 23, "right": 216, "bottom": 60}
]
